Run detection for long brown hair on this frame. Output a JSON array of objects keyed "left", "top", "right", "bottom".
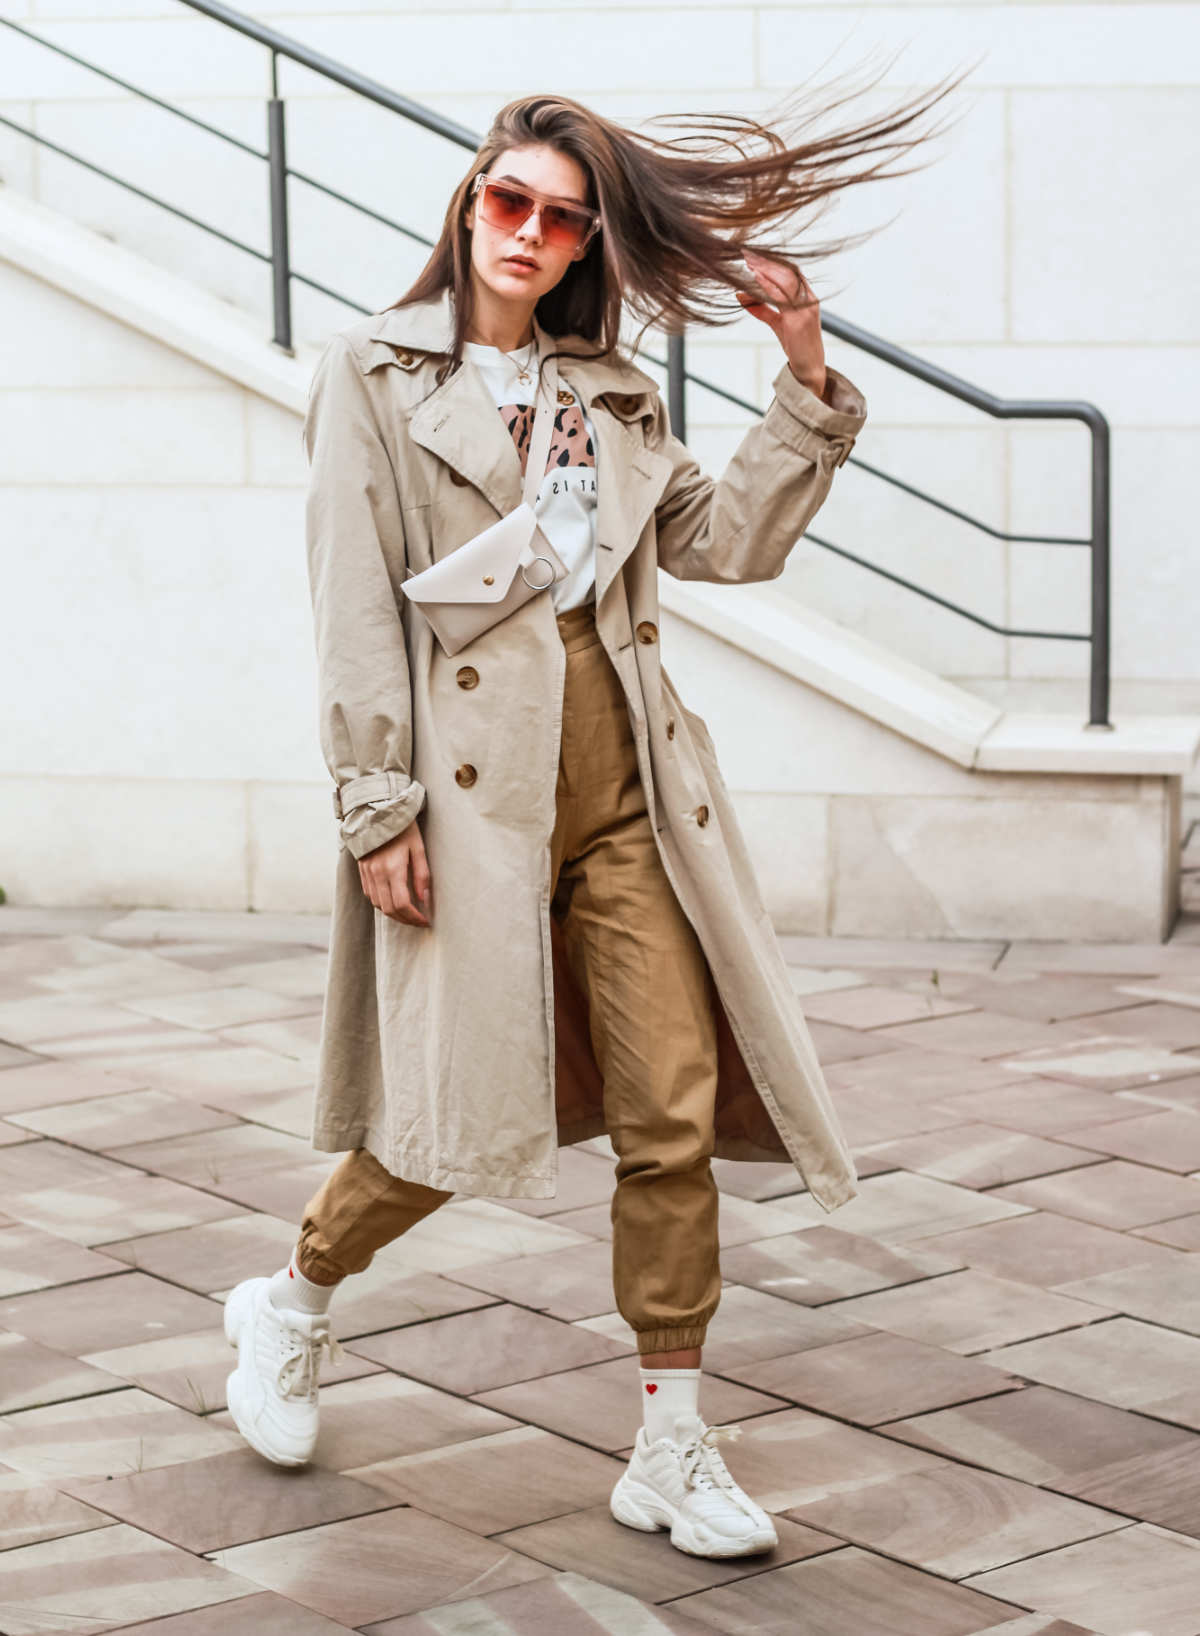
[{"left": 390, "top": 59, "right": 973, "bottom": 373}]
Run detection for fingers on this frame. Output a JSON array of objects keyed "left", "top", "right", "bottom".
[{"left": 358, "top": 839, "right": 432, "bottom": 928}]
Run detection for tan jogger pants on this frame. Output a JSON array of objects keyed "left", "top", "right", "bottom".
[{"left": 296, "top": 598, "right": 723, "bottom": 1355}]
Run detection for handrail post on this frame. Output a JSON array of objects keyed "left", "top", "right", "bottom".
[
  {"left": 266, "top": 51, "right": 292, "bottom": 353},
  {"left": 1088, "top": 415, "right": 1112, "bottom": 729},
  {"left": 667, "top": 330, "right": 686, "bottom": 443}
]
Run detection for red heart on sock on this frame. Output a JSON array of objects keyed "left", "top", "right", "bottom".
[{"left": 645, "top": 1383, "right": 657, "bottom": 1394}]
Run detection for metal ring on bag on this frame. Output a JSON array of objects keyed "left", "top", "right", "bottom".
[{"left": 521, "top": 556, "right": 556, "bottom": 591}]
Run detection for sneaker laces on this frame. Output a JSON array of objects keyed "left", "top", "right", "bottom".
[
  {"left": 678, "top": 1421, "right": 744, "bottom": 1496},
  {"left": 275, "top": 1318, "right": 344, "bottom": 1402}
]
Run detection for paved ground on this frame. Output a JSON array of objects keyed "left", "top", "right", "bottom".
[{"left": 1, "top": 879, "right": 1200, "bottom": 1634}]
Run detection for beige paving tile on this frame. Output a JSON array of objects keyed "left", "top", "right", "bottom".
[
  {"left": 0, "top": 1387, "right": 245, "bottom": 1481},
  {"left": 1132, "top": 1212, "right": 1200, "bottom": 1250},
  {"left": 211, "top": 1371, "right": 522, "bottom": 1473},
  {"left": 480, "top": 1145, "right": 616, "bottom": 1218},
  {"left": 666, "top": 1284, "right": 875, "bottom": 1372},
  {"left": 804, "top": 1020, "right": 901, "bottom": 1062},
  {"left": 799, "top": 985, "right": 973, "bottom": 1029},
  {"left": 0, "top": 1122, "right": 36, "bottom": 1147},
  {"left": 92, "top": 1043, "right": 312, "bottom": 1095},
  {"left": 0, "top": 1042, "right": 41, "bottom": 1070},
  {"left": 0, "top": 1470, "right": 114, "bottom": 1551},
  {"left": 0, "top": 1223, "right": 126, "bottom": 1296},
  {"left": 729, "top": 1332, "right": 1020, "bottom": 1425},
  {"left": 0, "top": 1138, "right": 136, "bottom": 1198},
  {"left": 301, "top": 1264, "right": 502, "bottom": 1344},
  {"left": 0, "top": 992, "right": 180, "bottom": 1045},
  {"left": 787, "top": 1461, "right": 1124, "bottom": 1577},
  {"left": 0, "top": 1520, "right": 255, "bottom": 1635},
  {"left": 963, "top": 1523, "right": 1200, "bottom": 1636},
  {"left": 496, "top": 1504, "right": 837, "bottom": 1603},
  {"left": 325, "top": 1198, "right": 593, "bottom": 1278},
  {"left": 885, "top": 1385, "right": 1200, "bottom": 1536},
  {"left": 473, "top": 1355, "right": 783, "bottom": 1454},
  {"left": 218, "top": 951, "right": 329, "bottom": 997},
  {"left": 549, "top": 1190, "right": 806, "bottom": 1249},
  {"left": 917, "top": 1211, "right": 1180, "bottom": 1289},
  {"left": 0, "top": 1270, "right": 220, "bottom": 1356},
  {"left": 835, "top": 1269, "right": 1111, "bottom": 1355},
  {"left": 83, "top": 1323, "right": 380, "bottom": 1414},
  {"left": 347, "top": 1424, "right": 623, "bottom": 1535},
  {"left": 65, "top": 1446, "right": 398, "bottom": 1552},
  {"left": 670, "top": 1545, "right": 1023, "bottom": 1635},
  {"left": 825, "top": 1048, "right": 1041, "bottom": 1104},
  {"left": 1065, "top": 1107, "right": 1200, "bottom": 1172},
  {"left": 0, "top": 1331, "right": 123, "bottom": 1414},
  {"left": 7, "top": 1088, "right": 238, "bottom": 1151},
  {"left": 33, "top": 941, "right": 229, "bottom": 1002},
  {"left": 3, "top": 1172, "right": 248, "bottom": 1247},
  {"left": 101, "top": 1214, "right": 301, "bottom": 1293},
  {"left": 363, "top": 1571, "right": 719, "bottom": 1636},
  {"left": 772, "top": 1171, "right": 1031, "bottom": 1244},
  {"left": 859, "top": 1124, "right": 1106, "bottom": 1190},
  {"left": 209, "top": 1508, "right": 552, "bottom": 1626},
  {"left": 929, "top": 972, "right": 1152, "bottom": 1025},
  {"left": 718, "top": 1224, "right": 964, "bottom": 1306},
  {"left": 122, "top": 984, "right": 318, "bottom": 1029},
  {"left": 995, "top": 1036, "right": 1200, "bottom": 1091},
  {"left": 1082, "top": 1003, "right": 1200, "bottom": 1050},
  {"left": 197, "top": 1157, "right": 340, "bottom": 1222},
  {"left": 983, "top": 1318, "right": 1200, "bottom": 1428},
  {"left": 811, "top": 1086, "right": 966, "bottom": 1146},
  {"left": 349, "top": 1301, "right": 630, "bottom": 1394}
]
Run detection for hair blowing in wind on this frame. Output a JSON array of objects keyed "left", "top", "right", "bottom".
[{"left": 393, "top": 57, "right": 974, "bottom": 367}]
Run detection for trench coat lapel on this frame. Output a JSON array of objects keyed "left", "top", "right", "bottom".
[{"left": 368, "top": 289, "right": 674, "bottom": 588}]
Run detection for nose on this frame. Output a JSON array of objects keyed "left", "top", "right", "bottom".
[{"left": 516, "top": 205, "right": 544, "bottom": 244}]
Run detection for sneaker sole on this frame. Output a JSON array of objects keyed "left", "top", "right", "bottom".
[{"left": 610, "top": 1473, "right": 777, "bottom": 1558}]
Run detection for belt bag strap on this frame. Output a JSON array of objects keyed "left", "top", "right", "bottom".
[{"left": 519, "top": 348, "right": 559, "bottom": 524}]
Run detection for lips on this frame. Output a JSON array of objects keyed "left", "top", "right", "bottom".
[{"left": 505, "top": 256, "right": 538, "bottom": 270}]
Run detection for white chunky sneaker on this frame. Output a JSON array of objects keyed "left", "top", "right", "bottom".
[
  {"left": 610, "top": 1412, "right": 778, "bottom": 1557},
  {"left": 223, "top": 1275, "right": 343, "bottom": 1467}
]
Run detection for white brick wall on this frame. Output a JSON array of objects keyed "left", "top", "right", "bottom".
[{"left": 1, "top": 1, "right": 1195, "bottom": 702}]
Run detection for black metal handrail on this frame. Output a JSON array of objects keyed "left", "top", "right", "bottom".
[{"left": 1, "top": 1, "right": 1111, "bottom": 726}]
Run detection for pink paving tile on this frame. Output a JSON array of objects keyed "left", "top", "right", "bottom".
[
  {"left": 873, "top": 1011, "right": 1085, "bottom": 1060},
  {"left": 932, "top": 1079, "right": 1153, "bottom": 1137},
  {"left": 0, "top": 1270, "right": 220, "bottom": 1356},
  {"left": 669, "top": 1545, "right": 1024, "bottom": 1636},
  {"left": 1132, "top": 1213, "right": 1200, "bottom": 1250},
  {"left": 364, "top": 1572, "right": 719, "bottom": 1636},
  {"left": 926, "top": 972, "right": 1152, "bottom": 1024},
  {"left": 208, "top": 1509, "right": 552, "bottom": 1626},
  {"left": 0, "top": 1387, "right": 245, "bottom": 1481},
  {"left": 833, "top": 1269, "right": 1111, "bottom": 1355},
  {"left": 473, "top": 1355, "right": 784, "bottom": 1454},
  {"left": 95, "top": 1592, "right": 356, "bottom": 1634},
  {"left": 1078, "top": 1002, "right": 1200, "bottom": 1050},
  {"left": 494, "top": 1504, "right": 838, "bottom": 1603},
  {"left": 64, "top": 1447, "right": 398, "bottom": 1552},
  {"left": 799, "top": 985, "right": 973, "bottom": 1029},
  {"left": 804, "top": 1020, "right": 902, "bottom": 1062},
  {"left": 785, "top": 1460, "right": 1124, "bottom": 1577},
  {"left": 348, "top": 1301, "right": 631, "bottom": 1394},
  {"left": 993, "top": 1160, "right": 1200, "bottom": 1230},
  {"left": 2, "top": 1172, "right": 248, "bottom": 1247},
  {"left": 719, "top": 1224, "right": 964, "bottom": 1305},
  {"left": 963, "top": 1523, "right": 1200, "bottom": 1636},
  {"left": 6, "top": 1089, "right": 238, "bottom": 1150},
  {"left": 0, "top": 1223, "right": 126, "bottom": 1296},
  {"left": 983, "top": 1318, "right": 1200, "bottom": 1430},
  {"left": 100, "top": 1214, "right": 301, "bottom": 1294},
  {"left": 0, "top": 1470, "right": 114, "bottom": 1552},
  {"left": 0, "top": 1331, "right": 123, "bottom": 1414},
  {"left": 916, "top": 1211, "right": 1181, "bottom": 1290},
  {"left": 1064, "top": 1107, "right": 1200, "bottom": 1172},
  {"left": 993, "top": 1036, "right": 1200, "bottom": 1092},
  {"left": 0, "top": 1521, "right": 255, "bottom": 1635},
  {"left": 825, "top": 1048, "right": 1045, "bottom": 1103},
  {"left": 105, "top": 1123, "right": 313, "bottom": 1187},
  {"left": 885, "top": 1384, "right": 1200, "bottom": 1537},
  {"left": 1053, "top": 1255, "right": 1200, "bottom": 1337},
  {"left": 859, "top": 1123, "right": 1106, "bottom": 1190},
  {"left": 728, "top": 1331, "right": 1021, "bottom": 1425}
]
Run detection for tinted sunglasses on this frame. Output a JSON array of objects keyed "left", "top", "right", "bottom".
[{"left": 470, "top": 173, "right": 601, "bottom": 253}]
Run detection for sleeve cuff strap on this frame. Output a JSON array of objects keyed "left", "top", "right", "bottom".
[{"left": 332, "top": 770, "right": 419, "bottom": 819}]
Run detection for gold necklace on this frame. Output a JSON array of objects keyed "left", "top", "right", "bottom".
[{"left": 512, "top": 335, "right": 538, "bottom": 385}]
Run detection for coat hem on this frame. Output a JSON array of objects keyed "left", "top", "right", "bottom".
[{"left": 310, "top": 1120, "right": 560, "bottom": 1199}]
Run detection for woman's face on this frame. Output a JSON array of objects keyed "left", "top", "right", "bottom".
[{"left": 464, "top": 143, "right": 593, "bottom": 309}]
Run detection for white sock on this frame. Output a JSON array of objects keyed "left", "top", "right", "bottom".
[
  {"left": 639, "top": 1365, "right": 702, "bottom": 1443},
  {"left": 267, "top": 1248, "right": 338, "bottom": 1315}
]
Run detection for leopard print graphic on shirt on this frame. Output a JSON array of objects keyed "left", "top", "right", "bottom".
[{"left": 500, "top": 402, "right": 596, "bottom": 480}]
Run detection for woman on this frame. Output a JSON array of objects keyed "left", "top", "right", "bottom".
[{"left": 224, "top": 82, "right": 958, "bottom": 1558}]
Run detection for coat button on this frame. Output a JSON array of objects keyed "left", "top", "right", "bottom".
[
  {"left": 696, "top": 804, "right": 709, "bottom": 827},
  {"left": 666, "top": 717, "right": 675, "bottom": 740},
  {"left": 456, "top": 666, "right": 479, "bottom": 690},
  {"left": 449, "top": 469, "right": 470, "bottom": 486},
  {"left": 393, "top": 346, "right": 414, "bottom": 365},
  {"left": 455, "top": 763, "right": 477, "bottom": 788},
  {"left": 557, "top": 388, "right": 575, "bottom": 405},
  {"left": 636, "top": 621, "right": 658, "bottom": 644}
]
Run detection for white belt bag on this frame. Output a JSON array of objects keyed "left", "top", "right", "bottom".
[{"left": 400, "top": 348, "right": 568, "bottom": 657}]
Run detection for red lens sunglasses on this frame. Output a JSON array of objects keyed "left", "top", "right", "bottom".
[{"left": 470, "top": 173, "right": 601, "bottom": 253}]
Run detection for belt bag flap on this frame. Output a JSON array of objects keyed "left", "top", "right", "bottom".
[{"left": 401, "top": 501, "right": 564, "bottom": 605}]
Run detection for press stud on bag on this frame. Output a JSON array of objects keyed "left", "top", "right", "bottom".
[{"left": 400, "top": 345, "right": 569, "bottom": 657}]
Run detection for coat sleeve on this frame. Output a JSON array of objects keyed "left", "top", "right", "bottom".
[
  {"left": 649, "top": 359, "right": 867, "bottom": 584},
  {"left": 302, "top": 333, "right": 427, "bottom": 861}
]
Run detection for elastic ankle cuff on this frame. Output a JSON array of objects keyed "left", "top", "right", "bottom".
[{"left": 635, "top": 1324, "right": 708, "bottom": 1355}]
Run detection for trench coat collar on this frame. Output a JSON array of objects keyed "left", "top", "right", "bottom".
[{"left": 368, "top": 288, "right": 673, "bottom": 604}]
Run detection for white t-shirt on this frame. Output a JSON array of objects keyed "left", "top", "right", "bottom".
[{"left": 462, "top": 339, "right": 597, "bottom": 612}]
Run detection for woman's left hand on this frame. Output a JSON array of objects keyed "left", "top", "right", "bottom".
[{"left": 736, "top": 248, "right": 830, "bottom": 403}]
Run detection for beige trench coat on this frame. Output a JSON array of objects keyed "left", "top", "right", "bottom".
[{"left": 302, "top": 285, "right": 868, "bottom": 1213}]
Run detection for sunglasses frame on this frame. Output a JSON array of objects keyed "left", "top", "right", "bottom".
[{"left": 470, "top": 172, "right": 602, "bottom": 253}]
